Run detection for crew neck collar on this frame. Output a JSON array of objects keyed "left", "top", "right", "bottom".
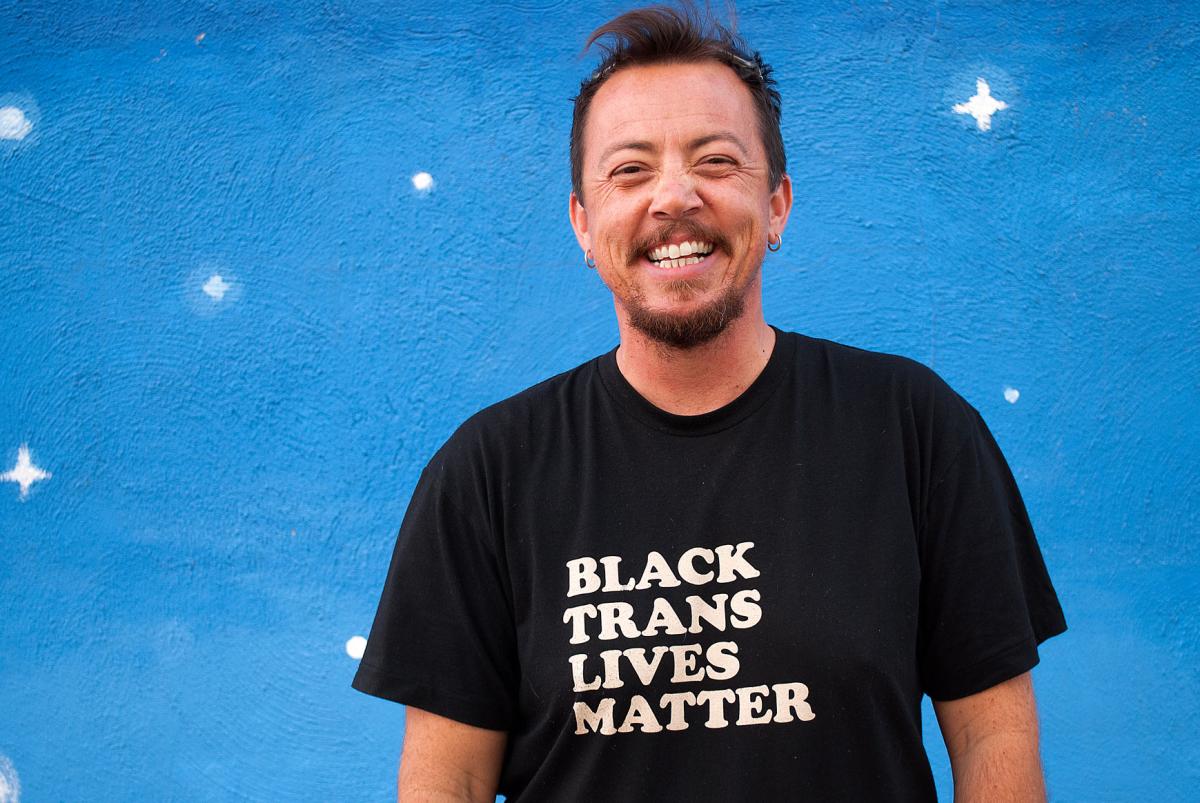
[{"left": 597, "top": 326, "right": 795, "bottom": 437}]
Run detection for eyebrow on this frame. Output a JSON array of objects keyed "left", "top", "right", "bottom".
[{"left": 597, "top": 131, "right": 751, "bottom": 166}]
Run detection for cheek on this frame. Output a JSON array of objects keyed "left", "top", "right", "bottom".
[{"left": 593, "top": 218, "right": 635, "bottom": 254}]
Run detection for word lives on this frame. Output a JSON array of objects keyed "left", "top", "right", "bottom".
[{"left": 563, "top": 542, "right": 815, "bottom": 736}]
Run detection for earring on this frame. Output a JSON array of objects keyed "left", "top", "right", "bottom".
[
  {"left": 767, "top": 233, "right": 782, "bottom": 252},
  {"left": 585, "top": 249, "right": 596, "bottom": 269}
]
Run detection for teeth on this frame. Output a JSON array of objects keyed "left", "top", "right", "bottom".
[
  {"left": 658, "top": 255, "right": 702, "bottom": 269},
  {"left": 649, "top": 241, "right": 713, "bottom": 262}
]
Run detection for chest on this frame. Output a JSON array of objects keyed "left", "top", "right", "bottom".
[{"left": 499, "top": 426, "right": 923, "bottom": 736}]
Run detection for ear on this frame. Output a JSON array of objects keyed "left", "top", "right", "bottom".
[
  {"left": 568, "top": 191, "right": 591, "bottom": 253},
  {"left": 768, "top": 174, "right": 793, "bottom": 240}
]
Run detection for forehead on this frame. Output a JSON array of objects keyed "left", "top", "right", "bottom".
[{"left": 584, "top": 60, "right": 761, "bottom": 161}]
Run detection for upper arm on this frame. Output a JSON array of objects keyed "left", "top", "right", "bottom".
[
  {"left": 398, "top": 705, "right": 507, "bottom": 803},
  {"left": 933, "top": 671, "right": 1040, "bottom": 762}
]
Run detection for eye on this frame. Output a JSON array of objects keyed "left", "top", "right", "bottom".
[{"left": 613, "top": 164, "right": 644, "bottom": 176}]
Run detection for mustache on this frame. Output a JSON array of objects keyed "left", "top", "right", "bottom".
[{"left": 628, "top": 221, "right": 731, "bottom": 262}]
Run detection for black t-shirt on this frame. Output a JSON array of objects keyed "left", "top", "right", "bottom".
[{"left": 352, "top": 328, "right": 1067, "bottom": 801}]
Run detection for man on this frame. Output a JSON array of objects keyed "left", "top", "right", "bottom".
[{"left": 353, "top": 5, "right": 1067, "bottom": 801}]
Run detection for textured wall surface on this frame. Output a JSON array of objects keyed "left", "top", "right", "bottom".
[{"left": 1, "top": 1, "right": 1197, "bottom": 800}]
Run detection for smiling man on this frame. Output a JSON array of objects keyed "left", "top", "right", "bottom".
[
  {"left": 570, "top": 57, "right": 786, "bottom": 361},
  {"left": 353, "top": 5, "right": 1066, "bottom": 801}
]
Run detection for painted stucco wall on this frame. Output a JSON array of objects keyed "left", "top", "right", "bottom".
[{"left": 2, "top": 1, "right": 1196, "bottom": 800}]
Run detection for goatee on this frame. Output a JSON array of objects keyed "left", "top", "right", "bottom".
[
  {"left": 626, "top": 281, "right": 747, "bottom": 350},
  {"left": 620, "top": 221, "right": 750, "bottom": 350}
]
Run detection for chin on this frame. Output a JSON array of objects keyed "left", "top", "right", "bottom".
[{"left": 627, "top": 290, "right": 746, "bottom": 350}]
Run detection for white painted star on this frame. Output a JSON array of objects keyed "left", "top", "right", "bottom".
[
  {"left": 202, "top": 273, "right": 230, "bottom": 300},
  {"left": 0, "top": 752, "right": 20, "bottom": 803},
  {"left": 411, "top": 171, "right": 434, "bottom": 193},
  {"left": 2, "top": 443, "right": 51, "bottom": 500},
  {"left": 345, "top": 635, "right": 367, "bottom": 660},
  {"left": 0, "top": 106, "right": 33, "bottom": 141},
  {"left": 954, "top": 78, "right": 1009, "bottom": 131},
  {"left": 1004, "top": 386, "right": 1020, "bottom": 404}
]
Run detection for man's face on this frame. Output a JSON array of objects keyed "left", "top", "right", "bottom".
[{"left": 569, "top": 60, "right": 792, "bottom": 349}]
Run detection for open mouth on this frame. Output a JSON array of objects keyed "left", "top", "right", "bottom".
[{"left": 645, "top": 240, "right": 715, "bottom": 269}]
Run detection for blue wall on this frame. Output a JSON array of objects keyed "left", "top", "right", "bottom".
[{"left": 2, "top": 1, "right": 1197, "bottom": 800}]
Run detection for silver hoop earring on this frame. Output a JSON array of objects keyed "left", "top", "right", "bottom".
[
  {"left": 585, "top": 249, "right": 596, "bottom": 269},
  {"left": 767, "top": 233, "right": 782, "bottom": 252}
]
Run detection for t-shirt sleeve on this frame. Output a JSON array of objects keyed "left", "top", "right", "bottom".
[
  {"left": 351, "top": 450, "right": 518, "bottom": 730},
  {"left": 917, "top": 402, "right": 1067, "bottom": 702}
]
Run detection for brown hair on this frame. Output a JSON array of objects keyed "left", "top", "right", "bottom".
[{"left": 570, "top": 2, "right": 785, "bottom": 202}]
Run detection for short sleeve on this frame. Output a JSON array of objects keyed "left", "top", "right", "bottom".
[
  {"left": 351, "top": 452, "right": 519, "bottom": 730},
  {"left": 917, "top": 405, "right": 1067, "bottom": 701}
]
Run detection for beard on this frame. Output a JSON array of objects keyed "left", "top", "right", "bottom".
[
  {"left": 625, "top": 279, "right": 747, "bottom": 350},
  {"left": 618, "top": 220, "right": 755, "bottom": 350}
]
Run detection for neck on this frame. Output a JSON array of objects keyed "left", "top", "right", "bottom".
[{"left": 614, "top": 300, "right": 776, "bottom": 416}]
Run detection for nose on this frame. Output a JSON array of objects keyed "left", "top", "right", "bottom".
[{"left": 648, "top": 168, "right": 702, "bottom": 220}]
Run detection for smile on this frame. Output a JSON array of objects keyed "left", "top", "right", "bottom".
[{"left": 646, "top": 240, "right": 714, "bottom": 269}]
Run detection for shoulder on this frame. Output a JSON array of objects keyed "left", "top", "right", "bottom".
[
  {"left": 792, "top": 331, "right": 970, "bottom": 409},
  {"left": 782, "top": 330, "right": 985, "bottom": 457},
  {"left": 791, "top": 331, "right": 945, "bottom": 388},
  {"left": 457, "top": 354, "right": 601, "bottom": 445},
  {"left": 422, "top": 353, "right": 605, "bottom": 489}
]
